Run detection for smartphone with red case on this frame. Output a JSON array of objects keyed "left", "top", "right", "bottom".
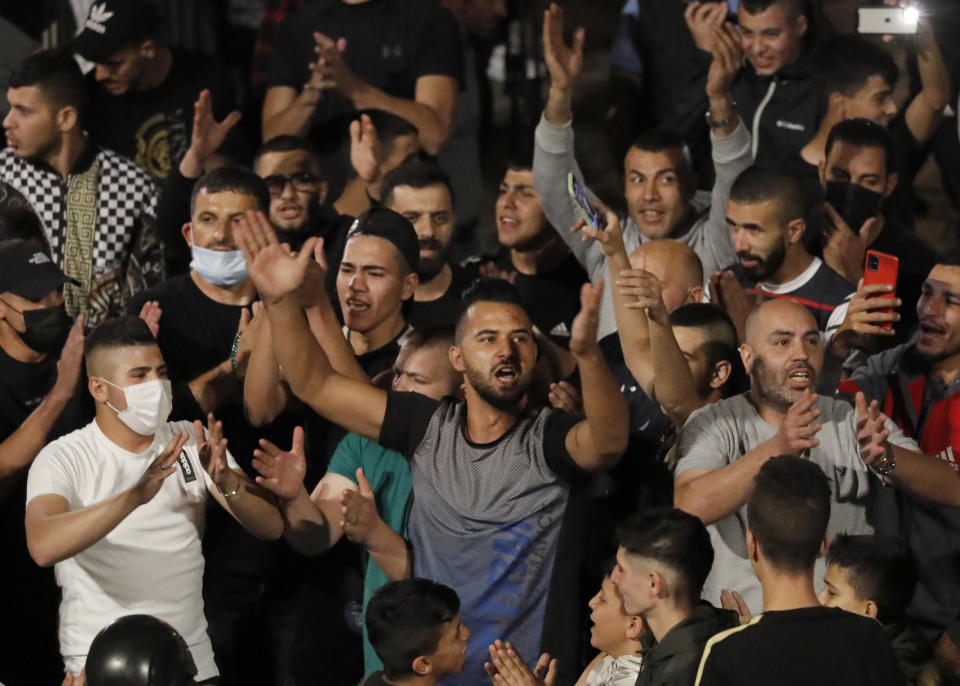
[{"left": 862, "top": 250, "right": 899, "bottom": 330}]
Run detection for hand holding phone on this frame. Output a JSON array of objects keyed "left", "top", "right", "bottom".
[
  {"left": 862, "top": 250, "right": 899, "bottom": 330},
  {"left": 858, "top": 6, "right": 919, "bottom": 35},
  {"left": 567, "top": 173, "right": 607, "bottom": 231}
]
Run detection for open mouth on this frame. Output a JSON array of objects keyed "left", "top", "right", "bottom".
[
  {"left": 918, "top": 321, "right": 946, "bottom": 343},
  {"left": 346, "top": 299, "right": 370, "bottom": 313},
  {"left": 278, "top": 205, "right": 302, "bottom": 219},
  {"left": 640, "top": 209, "right": 664, "bottom": 222},
  {"left": 785, "top": 365, "right": 813, "bottom": 388},
  {"left": 493, "top": 364, "right": 519, "bottom": 385}
]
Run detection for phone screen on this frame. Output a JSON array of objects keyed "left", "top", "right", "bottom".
[{"left": 568, "top": 174, "right": 607, "bottom": 230}]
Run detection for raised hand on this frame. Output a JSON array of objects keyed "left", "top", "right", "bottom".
[
  {"left": 236, "top": 209, "right": 319, "bottom": 303},
  {"left": 313, "top": 32, "right": 363, "bottom": 99},
  {"left": 349, "top": 114, "right": 382, "bottom": 185},
  {"left": 568, "top": 280, "right": 603, "bottom": 358},
  {"left": 542, "top": 3, "right": 584, "bottom": 94},
  {"left": 709, "top": 270, "right": 755, "bottom": 342},
  {"left": 340, "top": 468, "right": 382, "bottom": 545},
  {"left": 548, "top": 380, "right": 582, "bottom": 414},
  {"left": 51, "top": 315, "right": 84, "bottom": 402},
  {"left": 773, "top": 388, "right": 822, "bottom": 454},
  {"left": 138, "top": 301, "right": 162, "bottom": 338},
  {"left": 721, "top": 589, "right": 753, "bottom": 625},
  {"left": 831, "top": 279, "right": 899, "bottom": 356},
  {"left": 706, "top": 21, "right": 744, "bottom": 100},
  {"left": 685, "top": 0, "right": 728, "bottom": 54},
  {"left": 618, "top": 263, "right": 669, "bottom": 325},
  {"left": 252, "top": 426, "right": 307, "bottom": 502},
  {"left": 188, "top": 90, "right": 241, "bottom": 165},
  {"left": 484, "top": 640, "right": 557, "bottom": 686},
  {"left": 132, "top": 431, "right": 188, "bottom": 505},
  {"left": 855, "top": 391, "right": 892, "bottom": 469},
  {"left": 299, "top": 236, "right": 330, "bottom": 308},
  {"left": 194, "top": 413, "right": 234, "bottom": 493},
  {"left": 571, "top": 207, "right": 625, "bottom": 257}
]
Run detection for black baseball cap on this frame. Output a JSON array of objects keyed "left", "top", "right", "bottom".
[
  {"left": 347, "top": 207, "right": 420, "bottom": 274},
  {"left": 0, "top": 240, "right": 78, "bottom": 300},
  {"left": 72, "top": 0, "right": 161, "bottom": 64}
]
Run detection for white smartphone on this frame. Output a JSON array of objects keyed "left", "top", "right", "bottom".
[{"left": 857, "top": 7, "right": 919, "bottom": 34}]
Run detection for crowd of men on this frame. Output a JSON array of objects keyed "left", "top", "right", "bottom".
[{"left": 1, "top": 0, "right": 959, "bottom": 684}]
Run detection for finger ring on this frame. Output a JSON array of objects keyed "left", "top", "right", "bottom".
[{"left": 346, "top": 512, "right": 358, "bottom": 525}]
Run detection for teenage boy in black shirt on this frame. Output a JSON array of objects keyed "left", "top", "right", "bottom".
[
  {"left": 72, "top": 0, "right": 244, "bottom": 180},
  {"left": 0, "top": 239, "right": 88, "bottom": 685},
  {"left": 695, "top": 456, "right": 903, "bottom": 686}
]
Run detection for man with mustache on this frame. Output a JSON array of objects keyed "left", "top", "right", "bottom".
[
  {"left": 380, "top": 160, "right": 477, "bottom": 330},
  {"left": 673, "top": 298, "right": 960, "bottom": 615},
  {"left": 831, "top": 259, "right": 960, "bottom": 682},
  {"left": 714, "top": 165, "right": 853, "bottom": 341}
]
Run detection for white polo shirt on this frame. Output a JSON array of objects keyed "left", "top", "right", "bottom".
[{"left": 26, "top": 419, "right": 238, "bottom": 677}]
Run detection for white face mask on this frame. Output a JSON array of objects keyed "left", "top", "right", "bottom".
[
  {"left": 100, "top": 378, "right": 173, "bottom": 436},
  {"left": 190, "top": 246, "right": 249, "bottom": 286}
]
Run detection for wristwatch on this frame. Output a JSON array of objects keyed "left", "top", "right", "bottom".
[
  {"left": 706, "top": 109, "right": 734, "bottom": 131},
  {"left": 872, "top": 444, "right": 897, "bottom": 483}
]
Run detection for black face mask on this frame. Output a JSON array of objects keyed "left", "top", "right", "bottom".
[
  {"left": 5, "top": 302, "right": 73, "bottom": 354},
  {"left": 824, "top": 181, "right": 884, "bottom": 234}
]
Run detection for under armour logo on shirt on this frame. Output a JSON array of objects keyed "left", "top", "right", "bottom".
[
  {"left": 381, "top": 44, "right": 403, "bottom": 60},
  {"left": 86, "top": 4, "right": 114, "bottom": 33}
]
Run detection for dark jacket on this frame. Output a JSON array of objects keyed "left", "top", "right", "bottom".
[
  {"left": 635, "top": 602, "right": 739, "bottom": 686},
  {"left": 885, "top": 621, "right": 935, "bottom": 685}
]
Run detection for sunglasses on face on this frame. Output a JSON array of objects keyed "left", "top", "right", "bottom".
[{"left": 263, "top": 171, "right": 322, "bottom": 197}]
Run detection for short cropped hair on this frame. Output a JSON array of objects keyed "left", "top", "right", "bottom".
[
  {"left": 84, "top": 316, "right": 157, "bottom": 366},
  {"left": 740, "top": 0, "right": 804, "bottom": 18},
  {"left": 669, "top": 304, "right": 748, "bottom": 397},
  {"left": 381, "top": 160, "right": 455, "bottom": 209},
  {"left": 401, "top": 326, "right": 455, "bottom": 352},
  {"left": 825, "top": 534, "right": 917, "bottom": 623},
  {"left": 353, "top": 108, "right": 420, "bottom": 160},
  {"left": 190, "top": 166, "right": 270, "bottom": 215},
  {"left": 367, "top": 579, "right": 460, "bottom": 680},
  {"left": 729, "top": 165, "right": 809, "bottom": 226},
  {"left": 253, "top": 135, "right": 321, "bottom": 175},
  {"left": 617, "top": 507, "right": 714, "bottom": 605},
  {"left": 8, "top": 49, "right": 87, "bottom": 123},
  {"left": 748, "top": 456, "right": 831, "bottom": 574},
  {"left": 815, "top": 35, "right": 898, "bottom": 102},
  {"left": 454, "top": 278, "right": 528, "bottom": 342},
  {"left": 824, "top": 118, "right": 896, "bottom": 174},
  {"left": 629, "top": 129, "right": 694, "bottom": 193}
]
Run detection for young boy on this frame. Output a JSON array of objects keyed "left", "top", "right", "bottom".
[
  {"left": 820, "top": 534, "right": 936, "bottom": 684},
  {"left": 363, "top": 579, "right": 470, "bottom": 686},
  {"left": 578, "top": 565, "right": 645, "bottom": 686}
]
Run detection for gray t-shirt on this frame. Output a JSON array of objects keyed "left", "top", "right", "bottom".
[
  {"left": 675, "top": 393, "right": 919, "bottom": 613},
  {"left": 379, "top": 392, "right": 583, "bottom": 686}
]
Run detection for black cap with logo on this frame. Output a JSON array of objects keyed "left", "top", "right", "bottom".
[
  {"left": 0, "top": 239, "right": 77, "bottom": 300},
  {"left": 346, "top": 207, "right": 420, "bottom": 274},
  {"left": 72, "top": 0, "right": 161, "bottom": 64}
]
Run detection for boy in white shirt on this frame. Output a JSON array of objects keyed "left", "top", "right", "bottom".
[{"left": 25, "top": 316, "right": 284, "bottom": 682}]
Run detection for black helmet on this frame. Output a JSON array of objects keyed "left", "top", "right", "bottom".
[{"left": 85, "top": 615, "right": 198, "bottom": 686}]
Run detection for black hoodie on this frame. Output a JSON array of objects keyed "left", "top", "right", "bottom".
[{"left": 634, "top": 602, "right": 739, "bottom": 686}]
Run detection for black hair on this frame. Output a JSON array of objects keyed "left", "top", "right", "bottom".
[
  {"left": 668, "top": 303, "right": 749, "bottom": 397},
  {"left": 366, "top": 579, "right": 461, "bottom": 680},
  {"left": 815, "top": 35, "right": 898, "bottom": 102},
  {"left": 748, "top": 455, "right": 830, "bottom": 574},
  {"left": 190, "top": 165, "right": 271, "bottom": 215},
  {"left": 253, "top": 135, "right": 322, "bottom": 175},
  {"left": 84, "top": 316, "right": 157, "bottom": 361},
  {"left": 740, "top": 0, "right": 804, "bottom": 18},
  {"left": 505, "top": 150, "right": 534, "bottom": 173},
  {"left": 381, "top": 159, "right": 455, "bottom": 209},
  {"left": 617, "top": 507, "right": 714, "bottom": 606},
  {"left": 454, "top": 277, "right": 528, "bottom": 342},
  {"left": 353, "top": 108, "right": 419, "bottom": 158},
  {"left": 824, "top": 118, "right": 897, "bottom": 174},
  {"left": 629, "top": 129, "right": 695, "bottom": 194},
  {"left": 729, "top": 165, "right": 809, "bottom": 226},
  {"left": 825, "top": 534, "right": 916, "bottom": 623},
  {"left": 8, "top": 49, "right": 87, "bottom": 124},
  {"left": 401, "top": 326, "right": 456, "bottom": 351}
]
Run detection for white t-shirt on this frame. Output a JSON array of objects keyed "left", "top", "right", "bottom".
[{"left": 26, "top": 419, "right": 238, "bottom": 662}]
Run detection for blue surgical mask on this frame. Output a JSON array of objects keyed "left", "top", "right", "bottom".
[{"left": 190, "top": 246, "right": 249, "bottom": 286}]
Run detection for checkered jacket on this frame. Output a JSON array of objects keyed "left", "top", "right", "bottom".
[{"left": 0, "top": 147, "right": 165, "bottom": 325}]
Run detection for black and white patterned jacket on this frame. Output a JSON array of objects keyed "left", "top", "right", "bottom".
[{"left": 0, "top": 146, "right": 165, "bottom": 325}]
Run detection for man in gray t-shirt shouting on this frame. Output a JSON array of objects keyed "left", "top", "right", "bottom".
[
  {"left": 675, "top": 299, "right": 960, "bottom": 614},
  {"left": 237, "top": 211, "right": 630, "bottom": 686}
]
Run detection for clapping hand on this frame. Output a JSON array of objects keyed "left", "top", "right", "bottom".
[
  {"left": 194, "top": 413, "right": 235, "bottom": 494},
  {"left": 773, "top": 388, "right": 822, "bottom": 454},
  {"left": 132, "top": 432, "right": 189, "bottom": 505},
  {"left": 340, "top": 468, "right": 382, "bottom": 545},
  {"left": 236, "top": 209, "right": 319, "bottom": 304},
  {"left": 855, "top": 391, "right": 892, "bottom": 469},
  {"left": 484, "top": 640, "right": 557, "bottom": 686},
  {"left": 252, "top": 426, "right": 307, "bottom": 502}
]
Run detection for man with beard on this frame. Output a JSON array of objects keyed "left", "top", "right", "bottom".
[
  {"left": 380, "top": 160, "right": 478, "bottom": 330},
  {"left": 713, "top": 165, "right": 853, "bottom": 341},
  {"left": 237, "top": 209, "right": 629, "bottom": 686},
  {"left": 674, "top": 298, "right": 960, "bottom": 615},
  {"left": 831, "top": 259, "right": 960, "bottom": 682}
]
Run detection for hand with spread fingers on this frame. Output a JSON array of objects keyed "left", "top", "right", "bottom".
[
  {"left": 855, "top": 391, "right": 892, "bottom": 470},
  {"left": 194, "top": 413, "right": 235, "bottom": 495},
  {"left": 542, "top": 3, "right": 585, "bottom": 95},
  {"left": 252, "top": 426, "right": 308, "bottom": 502},
  {"left": 236, "top": 209, "right": 319, "bottom": 303},
  {"left": 133, "top": 432, "right": 189, "bottom": 505},
  {"left": 484, "top": 640, "right": 557, "bottom": 686},
  {"left": 340, "top": 468, "right": 382, "bottom": 545},
  {"left": 773, "top": 388, "right": 822, "bottom": 455}
]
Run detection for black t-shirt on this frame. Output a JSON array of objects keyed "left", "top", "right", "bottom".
[
  {"left": 493, "top": 249, "right": 589, "bottom": 346},
  {"left": 696, "top": 607, "right": 904, "bottom": 686},
  {"left": 266, "top": 0, "right": 463, "bottom": 152},
  {"left": 407, "top": 262, "right": 477, "bottom": 331},
  {"left": 884, "top": 115, "right": 929, "bottom": 230},
  {"left": 128, "top": 274, "right": 301, "bottom": 576},
  {"left": 360, "top": 671, "right": 391, "bottom": 686},
  {"left": 0, "top": 346, "right": 92, "bottom": 685},
  {"left": 87, "top": 49, "right": 245, "bottom": 180}
]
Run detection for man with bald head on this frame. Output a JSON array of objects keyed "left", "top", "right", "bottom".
[
  {"left": 629, "top": 238, "right": 704, "bottom": 313},
  {"left": 715, "top": 165, "right": 854, "bottom": 341},
  {"left": 673, "top": 299, "right": 960, "bottom": 614}
]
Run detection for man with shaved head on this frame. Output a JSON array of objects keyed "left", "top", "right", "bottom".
[
  {"left": 629, "top": 239, "right": 704, "bottom": 313},
  {"left": 674, "top": 299, "right": 960, "bottom": 614}
]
